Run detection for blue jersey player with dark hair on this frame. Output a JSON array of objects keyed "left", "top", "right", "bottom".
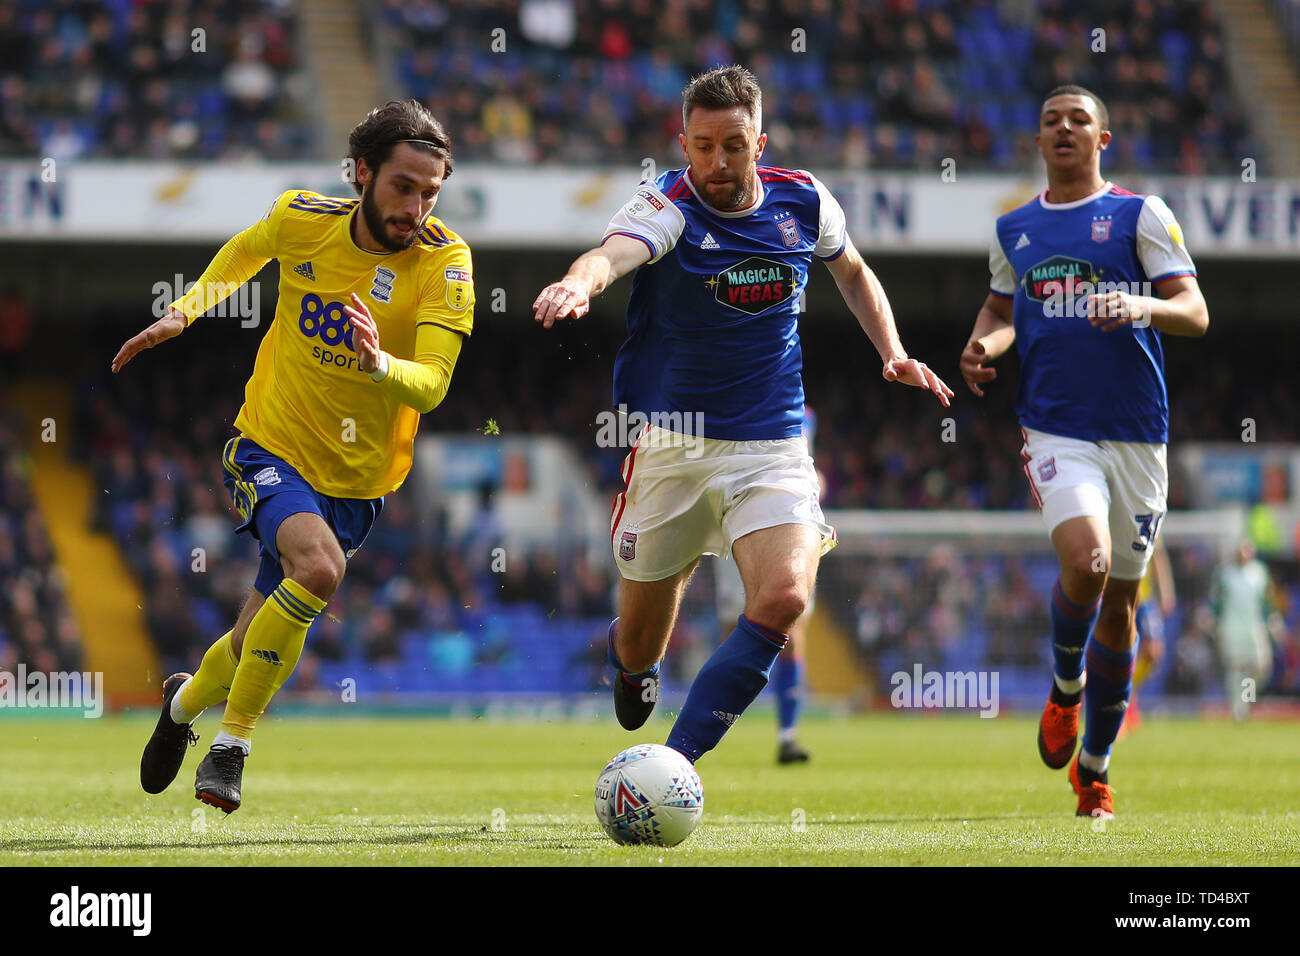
[
  {"left": 533, "top": 65, "right": 952, "bottom": 766},
  {"left": 960, "top": 85, "right": 1209, "bottom": 818}
]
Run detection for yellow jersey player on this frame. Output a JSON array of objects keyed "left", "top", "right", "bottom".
[
  {"left": 1120, "top": 542, "right": 1175, "bottom": 736},
  {"left": 117, "top": 100, "right": 474, "bottom": 813}
]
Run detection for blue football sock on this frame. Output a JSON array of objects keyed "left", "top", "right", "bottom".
[
  {"left": 773, "top": 654, "right": 801, "bottom": 734},
  {"left": 666, "top": 615, "right": 788, "bottom": 763},
  {"left": 1081, "top": 636, "right": 1137, "bottom": 760},
  {"left": 607, "top": 618, "right": 658, "bottom": 680},
  {"left": 1050, "top": 578, "right": 1100, "bottom": 687}
]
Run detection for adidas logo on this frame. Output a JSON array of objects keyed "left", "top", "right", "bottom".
[
  {"left": 251, "top": 649, "right": 283, "bottom": 666},
  {"left": 712, "top": 710, "right": 739, "bottom": 727},
  {"left": 294, "top": 261, "right": 316, "bottom": 280},
  {"left": 1014, "top": 233, "right": 1031, "bottom": 250},
  {"left": 700, "top": 232, "right": 720, "bottom": 250}
]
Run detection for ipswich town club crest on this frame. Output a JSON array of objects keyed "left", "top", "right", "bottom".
[
  {"left": 775, "top": 212, "right": 800, "bottom": 248},
  {"left": 1038, "top": 456, "right": 1057, "bottom": 482},
  {"left": 619, "top": 531, "right": 637, "bottom": 561},
  {"left": 1091, "top": 216, "right": 1112, "bottom": 242}
]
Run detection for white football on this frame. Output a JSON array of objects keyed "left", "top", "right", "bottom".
[{"left": 594, "top": 743, "right": 704, "bottom": 847}]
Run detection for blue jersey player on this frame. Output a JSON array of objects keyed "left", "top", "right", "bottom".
[
  {"left": 534, "top": 66, "right": 952, "bottom": 765},
  {"left": 960, "top": 85, "right": 1208, "bottom": 818}
]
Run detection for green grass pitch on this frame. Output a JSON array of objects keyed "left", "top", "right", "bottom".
[{"left": 1, "top": 712, "right": 1296, "bottom": 866}]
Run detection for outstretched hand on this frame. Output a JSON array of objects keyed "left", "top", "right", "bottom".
[
  {"left": 532, "top": 278, "right": 591, "bottom": 328},
  {"left": 883, "top": 356, "right": 954, "bottom": 407},
  {"left": 111, "top": 309, "right": 187, "bottom": 373}
]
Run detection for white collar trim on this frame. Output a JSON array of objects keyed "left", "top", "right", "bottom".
[
  {"left": 683, "top": 169, "right": 765, "bottom": 218},
  {"left": 1038, "top": 181, "right": 1113, "bottom": 210}
]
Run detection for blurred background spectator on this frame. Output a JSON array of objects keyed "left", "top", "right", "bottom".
[
  {"left": 0, "top": 0, "right": 311, "bottom": 160},
  {"left": 381, "top": 0, "right": 1253, "bottom": 174}
]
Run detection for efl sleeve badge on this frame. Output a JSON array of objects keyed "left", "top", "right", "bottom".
[{"left": 444, "top": 267, "right": 472, "bottom": 311}]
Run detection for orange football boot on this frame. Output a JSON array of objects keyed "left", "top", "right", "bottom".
[
  {"left": 1070, "top": 753, "right": 1115, "bottom": 819},
  {"left": 1037, "top": 692, "right": 1080, "bottom": 769}
]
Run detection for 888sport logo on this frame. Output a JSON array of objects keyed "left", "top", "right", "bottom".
[{"left": 299, "top": 293, "right": 365, "bottom": 371}]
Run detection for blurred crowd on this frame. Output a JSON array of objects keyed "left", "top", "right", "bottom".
[
  {"left": 0, "top": 402, "right": 83, "bottom": 674},
  {"left": 823, "top": 541, "right": 1300, "bottom": 702},
  {"left": 0, "top": 0, "right": 309, "bottom": 160},
  {"left": 72, "top": 338, "right": 614, "bottom": 680},
  {"left": 0, "top": 0, "right": 1260, "bottom": 173},
  {"left": 0, "top": 298, "right": 1284, "bottom": 700},
  {"left": 385, "top": 0, "right": 1254, "bottom": 174},
  {"left": 33, "top": 309, "right": 1291, "bottom": 693}
]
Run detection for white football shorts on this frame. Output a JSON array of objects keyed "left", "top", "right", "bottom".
[
  {"left": 1019, "top": 425, "right": 1168, "bottom": 580},
  {"left": 610, "top": 424, "right": 836, "bottom": 583}
]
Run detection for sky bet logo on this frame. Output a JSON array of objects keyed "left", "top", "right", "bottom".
[{"left": 298, "top": 292, "right": 369, "bottom": 372}]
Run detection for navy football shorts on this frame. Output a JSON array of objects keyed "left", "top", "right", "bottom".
[{"left": 221, "top": 435, "right": 384, "bottom": 597}]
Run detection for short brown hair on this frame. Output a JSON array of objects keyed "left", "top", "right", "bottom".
[
  {"left": 682, "top": 65, "right": 762, "bottom": 130},
  {"left": 347, "top": 99, "right": 453, "bottom": 196},
  {"left": 1042, "top": 85, "right": 1109, "bottom": 131}
]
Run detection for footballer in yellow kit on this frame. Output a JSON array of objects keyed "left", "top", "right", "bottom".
[{"left": 114, "top": 100, "right": 473, "bottom": 813}]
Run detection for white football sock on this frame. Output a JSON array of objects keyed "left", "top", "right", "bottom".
[
  {"left": 211, "top": 730, "right": 252, "bottom": 755},
  {"left": 170, "top": 677, "right": 200, "bottom": 724},
  {"left": 1078, "top": 749, "right": 1109, "bottom": 774},
  {"left": 1054, "top": 672, "right": 1086, "bottom": 695}
]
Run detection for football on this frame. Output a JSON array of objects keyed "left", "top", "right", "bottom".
[{"left": 594, "top": 744, "right": 704, "bottom": 847}]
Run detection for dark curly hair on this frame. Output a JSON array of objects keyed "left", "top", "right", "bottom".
[{"left": 347, "top": 99, "right": 453, "bottom": 196}]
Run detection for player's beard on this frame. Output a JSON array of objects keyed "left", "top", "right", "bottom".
[
  {"left": 697, "top": 170, "right": 754, "bottom": 211},
  {"left": 361, "top": 186, "right": 420, "bottom": 252}
]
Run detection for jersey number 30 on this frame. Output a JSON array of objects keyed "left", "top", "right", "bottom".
[{"left": 1132, "top": 512, "right": 1164, "bottom": 552}]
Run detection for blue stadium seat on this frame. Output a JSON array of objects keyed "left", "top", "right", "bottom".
[{"left": 1161, "top": 32, "right": 1192, "bottom": 91}]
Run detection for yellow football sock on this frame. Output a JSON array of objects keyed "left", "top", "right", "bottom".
[
  {"left": 1132, "top": 655, "right": 1155, "bottom": 689},
  {"left": 176, "top": 631, "right": 239, "bottom": 721},
  {"left": 220, "top": 579, "right": 326, "bottom": 741}
]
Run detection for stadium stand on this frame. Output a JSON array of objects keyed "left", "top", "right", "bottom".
[
  {"left": 0, "top": 0, "right": 311, "bottom": 160},
  {"left": 3, "top": 0, "right": 1292, "bottom": 709},
  {"left": 0, "top": 401, "right": 83, "bottom": 675},
  {"left": 62, "top": 310, "right": 1300, "bottom": 703},
  {"left": 0, "top": 0, "right": 1262, "bottom": 170},
  {"left": 380, "top": 0, "right": 1255, "bottom": 173}
]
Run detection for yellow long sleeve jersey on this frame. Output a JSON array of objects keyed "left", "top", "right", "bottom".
[{"left": 171, "top": 190, "right": 475, "bottom": 499}]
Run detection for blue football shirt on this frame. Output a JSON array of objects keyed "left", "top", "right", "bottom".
[
  {"left": 990, "top": 182, "right": 1196, "bottom": 444},
  {"left": 602, "top": 166, "right": 847, "bottom": 441}
]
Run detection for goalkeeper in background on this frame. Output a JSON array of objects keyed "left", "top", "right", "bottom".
[{"left": 113, "top": 100, "right": 475, "bottom": 813}]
